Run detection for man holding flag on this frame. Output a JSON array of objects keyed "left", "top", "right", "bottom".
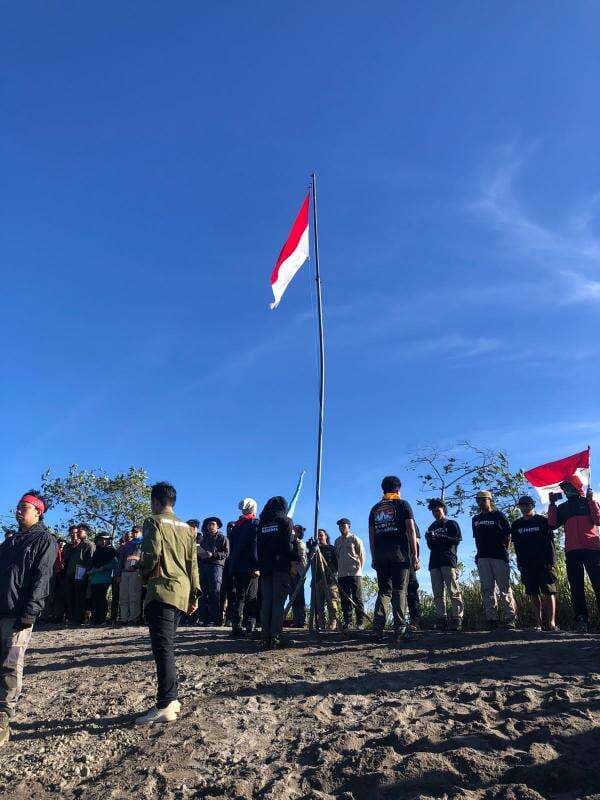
[{"left": 525, "top": 449, "right": 600, "bottom": 632}]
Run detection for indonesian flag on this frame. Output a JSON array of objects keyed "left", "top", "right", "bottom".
[
  {"left": 524, "top": 448, "right": 591, "bottom": 504},
  {"left": 270, "top": 194, "right": 309, "bottom": 309}
]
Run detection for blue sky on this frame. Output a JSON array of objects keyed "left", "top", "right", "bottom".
[{"left": 2, "top": 2, "right": 599, "bottom": 580}]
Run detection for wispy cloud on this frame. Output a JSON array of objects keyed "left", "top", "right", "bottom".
[
  {"left": 475, "top": 147, "right": 600, "bottom": 304},
  {"left": 402, "top": 334, "right": 501, "bottom": 361}
]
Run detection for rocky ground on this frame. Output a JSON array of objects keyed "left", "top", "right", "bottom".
[{"left": 1, "top": 625, "right": 599, "bottom": 799}]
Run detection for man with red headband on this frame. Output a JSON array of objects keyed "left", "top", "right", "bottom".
[{"left": 0, "top": 490, "right": 56, "bottom": 745}]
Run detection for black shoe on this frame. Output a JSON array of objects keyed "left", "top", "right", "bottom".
[
  {"left": 260, "top": 637, "right": 273, "bottom": 650},
  {"left": 487, "top": 620, "right": 499, "bottom": 631},
  {"left": 433, "top": 617, "right": 448, "bottom": 631},
  {"left": 370, "top": 629, "right": 385, "bottom": 642},
  {"left": 392, "top": 627, "right": 413, "bottom": 645},
  {"left": 231, "top": 627, "right": 246, "bottom": 638},
  {"left": 502, "top": 620, "right": 517, "bottom": 630}
]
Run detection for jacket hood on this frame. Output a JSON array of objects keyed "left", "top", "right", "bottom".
[{"left": 260, "top": 496, "right": 289, "bottom": 520}]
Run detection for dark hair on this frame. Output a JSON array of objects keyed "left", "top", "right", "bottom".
[
  {"left": 187, "top": 519, "right": 200, "bottom": 529},
  {"left": 151, "top": 481, "right": 177, "bottom": 508},
  {"left": 317, "top": 528, "right": 330, "bottom": 543},
  {"left": 381, "top": 475, "right": 401, "bottom": 493},
  {"left": 68, "top": 524, "right": 79, "bottom": 534},
  {"left": 23, "top": 489, "right": 48, "bottom": 518},
  {"left": 131, "top": 524, "right": 142, "bottom": 533},
  {"left": 427, "top": 498, "right": 447, "bottom": 512},
  {"left": 293, "top": 524, "right": 305, "bottom": 540},
  {"left": 78, "top": 523, "right": 93, "bottom": 535}
]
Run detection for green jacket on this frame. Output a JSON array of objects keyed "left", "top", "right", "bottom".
[{"left": 139, "top": 510, "right": 200, "bottom": 613}]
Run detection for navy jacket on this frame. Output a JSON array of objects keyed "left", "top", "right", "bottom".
[
  {"left": 257, "top": 515, "right": 296, "bottom": 575},
  {"left": 228, "top": 517, "right": 259, "bottom": 574},
  {"left": 0, "top": 523, "right": 56, "bottom": 624}
]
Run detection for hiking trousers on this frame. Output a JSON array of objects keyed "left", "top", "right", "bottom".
[
  {"left": 120, "top": 570, "right": 143, "bottom": 623},
  {"left": 566, "top": 549, "right": 600, "bottom": 621},
  {"left": 373, "top": 560, "right": 410, "bottom": 632},
  {"left": 430, "top": 566, "right": 464, "bottom": 621},
  {"left": 0, "top": 618, "right": 33, "bottom": 717},
  {"left": 338, "top": 576, "right": 365, "bottom": 626},
  {"left": 477, "top": 557, "right": 516, "bottom": 622},
  {"left": 260, "top": 571, "right": 290, "bottom": 638}
]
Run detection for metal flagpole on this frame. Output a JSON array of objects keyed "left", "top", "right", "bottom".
[{"left": 311, "top": 172, "right": 325, "bottom": 543}]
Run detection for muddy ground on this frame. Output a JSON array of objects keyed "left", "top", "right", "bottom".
[{"left": 1, "top": 625, "right": 599, "bottom": 800}]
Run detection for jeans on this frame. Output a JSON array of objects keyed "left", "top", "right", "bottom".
[
  {"left": 566, "top": 549, "right": 600, "bottom": 621},
  {"left": 90, "top": 584, "right": 110, "bottom": 625},
  {"left": 477, "top": 557, "right": 516, "bottom": 622},
  {"left": 231, "top": 572, "right": 258, "bottom": 631},
  {"left": 199, "top": 564, "right": 223, "bottom": 625},
  {"left": 430, "top": 566, "right": 464, "bottom": 621},
  {"left": 373, "top": 559, "right": 410, "bottom": 632},
  {"left": 338, "top": 576, "right": 365, "bottom": 625},
  {"left": 260, "top": 571, "right": 291, "bottom": 638},
  {"left": 0, "top": 618, "right": 33, "bottom": 717},
  {"left": 146, "top": 600, "right": 181, "bottom": 708}
]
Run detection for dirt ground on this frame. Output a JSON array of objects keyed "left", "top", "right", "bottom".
[{"left": 1, "top": 625, "right": 599, "bottom": 800}]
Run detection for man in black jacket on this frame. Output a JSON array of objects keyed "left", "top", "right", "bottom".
[
  {"left": 425, "top": 499, "right": 464, "bottom": 630},
  {"left": 0, "top": 490, "right": 56, "bottom": 745},
  {"left": 228, "top": 498, "right": 260, "bottom": 637},
  {"left": 197, "top": 518, "right": 229, "bottom": 626}
]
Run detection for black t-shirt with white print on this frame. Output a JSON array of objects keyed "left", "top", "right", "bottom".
[{"left": 369, "top": 498, "right": 414, "bottom": 565}]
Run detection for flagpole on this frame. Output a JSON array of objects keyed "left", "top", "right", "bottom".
[{"left": 310, "top": 172, "right": 325, "bottom": 542}]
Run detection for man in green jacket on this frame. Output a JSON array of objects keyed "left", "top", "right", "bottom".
[{"left": 136, "top": 482, "right": 200, "bottom": 725}]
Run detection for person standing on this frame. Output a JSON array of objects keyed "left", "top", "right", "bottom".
[
  {"left": 136, "top": 482, "right": 199, "bottom": 725},
  {"left": 49, "top": 537, "right": 68, "bottom": 623},
  {"left": 197, "top": 518, "right": 229, "bottom": 626},
  {"left": 334, "top": 518, "right": 365, "bottom": 629},
  {"left": 369, "top": 475, "right": 419, "bottom": 643},
  {"left": 0, "top": 491, "right": 56, "bottom": 745},
  {"left": 472, "top": 490, "right": 517, "bottom": 630},
  {"left": 257, "top": 496, "right": 296, "bottom": 649},
  {"left": 65, "top": 524, "right": 95, "bottom": 626},
  {"left": 407, "top": 524, "right": 422, "bottom": 630},
  {"left": 548, "top": 476, "right": 600, "bottom": 632},
  {"left": 425, "top": 499, "right": 464, "bottom": 630},
  {"left": 228, "top": 498, "right": 260, "bottom": 637},
  {"left": 290, "top": 524, "right": 308, "bottom": 628},
  {"left": 119, "top": 526, "right": 145, "bottom": 625},
  {"left": 88, "top": 534, "right": 118, "bottom": 625},
  {"left": 312, "top": 529, "right": 341, "bottom": 631},
  {"left": 512, "top": 495, "right": 557, "bottom": 631}
]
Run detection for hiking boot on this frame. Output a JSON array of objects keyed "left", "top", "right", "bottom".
[
  {"left": 231, "top": 627, "right": 246, "bottom": 639},
  {"left": 575, "top": 616, "right": 589, "bottom": 633},
  {"left": 0, "top": 713, "right": 10, "bottom": 747},
  {"left": 486, "top": 620, "right": 499, "bottom": 631},
  {"left": 369, "top": 629, "right": 385, "bottom": 642},
  {"left": 433, "top": 617, "right": 447, "bottom": 632},
  {"left": 260, "top": 637, "right": 273, "bottom": 651},
  {"left": 135, "top": 701, "right": 179, "bottom": 726},
  {"left": 448, "top": 618, "right": 462, "bottom": 631},
  {"left": 502, "top": 620, "right": 518, "bottom": 631},
  {"left": 272, "top": 635, "right": 294, "bottom": 649}
]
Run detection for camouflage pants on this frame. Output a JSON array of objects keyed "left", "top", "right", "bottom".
[{"left": 0, "top": 618, "right": 33, "bottom": 717}]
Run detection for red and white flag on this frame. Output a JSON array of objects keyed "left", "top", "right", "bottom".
[
  {"left": 524, "top": 448, "right": 591, "bottom": 504},
  {"left": 270, "top": 194, "right": 309, "bottom": 309}
]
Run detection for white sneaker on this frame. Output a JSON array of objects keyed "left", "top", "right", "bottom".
[{"left": 135, "top": 701, "right": 179, "bottom": 725}]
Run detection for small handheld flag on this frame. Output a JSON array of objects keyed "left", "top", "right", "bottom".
[{"left": 269, "top": 194, "right": 310, "bottom": 309}]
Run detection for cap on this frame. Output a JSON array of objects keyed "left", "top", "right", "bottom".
[{"left": 336, "top": 518, "right": 351, "bottom": 526}]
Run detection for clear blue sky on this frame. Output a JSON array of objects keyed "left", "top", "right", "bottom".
[{"left": 2, "top": 3, "right": 599, "bottom": 578}]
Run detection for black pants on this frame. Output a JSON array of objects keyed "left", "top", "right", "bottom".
[
  {"left": 566, "top": 549, "right": 600, "bottom": 621},
  {"left": 146, "top": 600, "right": 181, "bottom": 708},
  {"left": 111, "top": 576, "right": 120, "bottom": 622},
  {"left": 261, "top": 572, "right": 291, "bottom": 638},
  {"left": 407, "top": 569, "right": 421, "bottom": 621},
  {"left": 51, "top": 573, "right": 68, "bottom": 622},
  {"left": 67, "top": 578, "right": 88, "bottom": 625},
  {"left": 373, "top": 560, "right": 410, "bottom": 632},
  {"left": 231, "top": 572, "right": 258, "bottom": 631},
  {"left": 199, "top": 564, "right": 223, "bottom": 625},
  {"left": 338, "top": 576, "right": 365, "bottom": 625},
  {"left": 90, "top": 584, "right": 110, "bottom": 625},
  {"left": 290, "top": 573, "right": 306, "bottom": 627}
]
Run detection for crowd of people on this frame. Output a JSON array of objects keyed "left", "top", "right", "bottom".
[{"left": 0, "top": 470, "right": 599, "bottom": 738}]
